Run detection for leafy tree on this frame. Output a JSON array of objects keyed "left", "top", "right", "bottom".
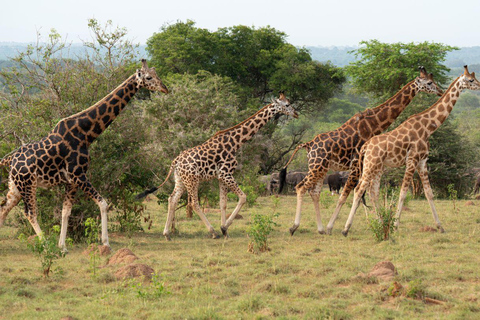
[
  {"left": 146, "top": 21, "right": 345, "bottom": 111},
  {"left": 346, "top": 40, "right": 457, "bottom": 101}
]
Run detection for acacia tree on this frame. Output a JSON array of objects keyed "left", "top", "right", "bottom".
[{"left": 346, "top": 40, "right": 474, "bottom": 197}]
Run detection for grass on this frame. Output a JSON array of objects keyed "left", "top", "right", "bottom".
[{"left": 1, "top": 194, "right": 480, "bottom": 319}]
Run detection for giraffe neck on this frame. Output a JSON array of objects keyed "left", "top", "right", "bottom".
[
  {"left": 52, "top": 74, "right": 139, "bottom": 146},
  {"left": 367, "top": 79, "right": 419, "bottom": 133},
  {"left": 414, "top": 77, "right": 461, "bottom": 135},
  {"left": 212, "top": 103, "right": 276, "bottom": 152}
]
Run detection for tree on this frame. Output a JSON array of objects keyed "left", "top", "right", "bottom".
[
  {"left": 346, "top": 40, "right": 457, "bottom": 101},
  {"left": 146, "top": 21, "right": 345, "bottom": 111}
]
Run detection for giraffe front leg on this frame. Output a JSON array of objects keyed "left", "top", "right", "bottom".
[
  {"left": 186, "top": 179, "right": 220, "bottom": 239},
  {"left": 73, "top": 175, "right": 110, "bottom": 247},
  {"left": 220, "top": 175, "right": 246, "bottom": 238},
  {"left": 58, "top": 184, "right": 77, "bottom": 251},
  {"left": 417, "top": 159, "right": 444, "bottom": 233}
]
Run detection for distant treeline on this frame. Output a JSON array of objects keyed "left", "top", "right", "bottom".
[{"left": 1, "top": 42, "right": 479, "bottom": 68}]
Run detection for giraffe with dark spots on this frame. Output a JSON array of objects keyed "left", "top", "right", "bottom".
[
  {"left": 342, "top": 66, "right": 480, "bottom": 236},
  {"left": 0, "top": 60, "right": 168, "bottom": 250},
  {"left": 138, "top": 92, "right": 298, "bottom": 240},
  {"left": 281, "top": 67, "right": 443, "bottom": 236}
]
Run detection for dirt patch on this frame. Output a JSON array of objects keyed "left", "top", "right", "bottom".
[
  {"left": 107, "top": 248, "right": 138, "bottom": 265},
  {"left": 82, "top": 244, "right": 111, "bottom": 256},
  {"left": 358, "top": 261, "right": 397, "bottom": 282},
  {"left": 419, "top": 226, "right": 437, "bottom": 232},
  {"left": 114, "top": 263, "right": 154, "bottom": 281},
  {"left": 465, "top": 201, "right": 475, "bottom": 206}
]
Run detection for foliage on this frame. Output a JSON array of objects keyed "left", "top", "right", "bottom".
[
  {"left": 319, "top": 190, "right": 335, "bottom": 209},
  {"left": 147, "top": 20, "right": 345, "bottom": 111},
  {"left": 84, "top": 217, "right": 100, "bottom": 277},
  {"left": 346, "top": 40, "right": 457, "bottom": 101},
  {"left": 368, "top": 190, "right": 397, "bottom": 242},
  {"left": 127, "top": 273, "right": 171, "bottom": 300},
  {"left": 19, "top": 225, "right": 66, "bottom": 277},
  {"left": 247, "top": 211, "right": 279, "bottom": 253}
]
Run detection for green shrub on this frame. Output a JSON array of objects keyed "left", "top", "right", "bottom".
[
  {"left": 19, "top": 225, "right": 67, "bottom": 277},
  {"left": 247, "top": 211, "right": 279, "bottom": 253}
]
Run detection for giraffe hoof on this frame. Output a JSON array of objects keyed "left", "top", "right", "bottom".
[
  {"left": 318, "top": 230, "right": 326, "bottom": 235},
  {"left": 438, "top": 226, "right": 445, "bottom": 233},
  {"left": 212, "top": 233, "right": 221, "bottom": 239},
  {"left": 164, "top": 234, "right": 172, "bottom": 241},
  {"left": 221, "top": 226, "right": 228, "bottom": 236},
  {"left": 341, "top": 230, "right": 349, "bottom": 237},
  {"left": 289, "top": 225, "right": 298, "bottom": 236}
]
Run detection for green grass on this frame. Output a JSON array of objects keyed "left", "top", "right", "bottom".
[{"left": 1, "top": 195, "right": 480, "bottom": 319}]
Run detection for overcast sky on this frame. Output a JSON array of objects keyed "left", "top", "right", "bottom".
[{"left": 2, "top": 0, "right": 479, "bottom": 47}]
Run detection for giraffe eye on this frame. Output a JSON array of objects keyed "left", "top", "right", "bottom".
[
  {"left": 427, "top": 81, "right": 432, "bottom": 85},
  {"left": 146, "top": 76, "right": 152, "bottom": 81},
  {"left": 469, "top": 79, "right": 474, "bottom": 83}
]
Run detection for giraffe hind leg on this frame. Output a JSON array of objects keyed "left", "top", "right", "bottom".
[{"left": 0, "top": 179, "right": 22, "bottom": 227}]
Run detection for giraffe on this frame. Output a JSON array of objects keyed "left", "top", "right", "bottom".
[
  {"left": 138, "top": 92, "right": 298, "bottom": 240},
  {"left": 342, "top": 66, "right": 480, "bottom": 236},
  {"left": 0, "top": 59, "right": 168, "bottom": 250},
  {"left": 282, "top": 67, "right": 443, "bottom": 236}
]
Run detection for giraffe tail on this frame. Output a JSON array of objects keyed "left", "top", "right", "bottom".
[
  {"left": 135, "top": 161, "right": 175, "bottom": 200},
  {"left": 278, "top": 142, "right": 310, "bottom": 193}
]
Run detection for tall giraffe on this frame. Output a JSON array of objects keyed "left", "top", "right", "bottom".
[
  {"left": 0, "top": 60, "right": 168, "bottom": 250},
  {"left": 282, "top": 67, "right": 443, "bottom": 236},
  {"left": 138, "top": 92, "right": 298, "bottom": 240},
  {"left": 342, "top": 66, "right": 480, "bottom": 236}
]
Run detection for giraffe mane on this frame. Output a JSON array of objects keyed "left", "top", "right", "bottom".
[
  {"left": 405, "top": 76, "right": 460, "bottom": 120},
  {"left": 213, "top": 102, "right": 274, "bottom": 137},
  {"left": 370, "top": 79, "right": 416, "bottom": 113}
]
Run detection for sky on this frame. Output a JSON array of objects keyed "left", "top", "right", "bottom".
[{"left": 2, "top": 0, "right": 480, "bottom": 47}]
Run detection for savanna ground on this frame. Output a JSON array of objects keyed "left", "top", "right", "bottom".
[{"left": 1, "top": 192, "right": 480, "bottom": 319}]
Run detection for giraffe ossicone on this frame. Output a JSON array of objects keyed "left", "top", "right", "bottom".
[{"left": 0, "top": 60, "right": 168, "bottom": 250}]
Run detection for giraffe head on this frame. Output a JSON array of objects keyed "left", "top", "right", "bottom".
[
  {"left": 272, "top": 91, "right": 298, "bottom": 118},
  {"left": 458, "top": 65, "right": 480, "bottom": 91},
  {"left": 135, "top": 59, "right": 169, "bottom": 94},
  {"left": 416, "top": 66, "right": 443, "bottom": 96}
]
